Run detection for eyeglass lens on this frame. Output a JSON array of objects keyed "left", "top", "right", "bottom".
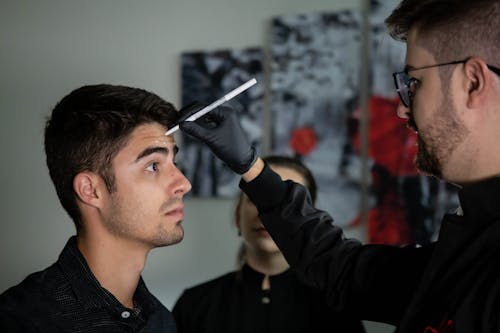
[{"left": 393, "top": 72, "right": 411, "bottom": 107}]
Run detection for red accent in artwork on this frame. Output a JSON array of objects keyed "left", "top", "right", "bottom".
[
  {"left": 353, "top": 95, "right": 418, "bottom": 176},
  {"left": 367, "top": 181, "right": 412, "bottom": 245},
  {"left": 423, "top": 318, "right": 455, "bottom": 333},
  {"left": 289, "top": 127, "right": 318, "bottom": 156},
  {"left": 349, "top": 95, "right": 419, "bottom": 244}
]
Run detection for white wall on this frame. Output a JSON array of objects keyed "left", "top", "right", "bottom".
[{"left": 0, "top": 1, "right": 394, "bottom": 332}]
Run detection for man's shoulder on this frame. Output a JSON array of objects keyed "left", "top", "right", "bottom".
[
  {"left": 0, "top": 264, "right": 64, "bottom": 331},
  {"left": 0, "top": 262, "right": 63, "bottom": 311}
]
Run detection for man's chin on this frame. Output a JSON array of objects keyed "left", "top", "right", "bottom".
[
  {"left": 155, "top": 226, "right": 184, "bottom": 247},
  {"left": 415, "top": 153, "right": 442, "bottom": 178},
  {"left": 415, "top": 136, "right": 443, "bottom": 178}
]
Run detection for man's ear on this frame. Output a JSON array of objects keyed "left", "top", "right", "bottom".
[
  {"left": 464, "top": 57, "right": 490, "bottom": 109},
  {"left": 73, "top": 172, "right": 105, "bottom": 209}
]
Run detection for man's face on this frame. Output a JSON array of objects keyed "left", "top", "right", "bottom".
[
  {"left": 101, "top": 123, "right": 192, "bottom": 249},
  {"left": 402, "top": 28, "right": 468, "bottom": 179},
  {"left": 237, "top": 165, "right": 307, "bottom": 256}
]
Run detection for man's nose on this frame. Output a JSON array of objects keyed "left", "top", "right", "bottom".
[
  {"left": 397, "top": 103, "right": 410, "bottom": 119},
  {"left": 172, "top": 167, "right": 192, "bottom": 195}
]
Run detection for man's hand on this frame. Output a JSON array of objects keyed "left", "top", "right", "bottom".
[{"left": 179, "top": 106, "right": 257, "bottom": 174}]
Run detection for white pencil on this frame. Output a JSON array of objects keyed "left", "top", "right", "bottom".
[{"left": 165, "top": 78, "right": 257, "bottom": 136}]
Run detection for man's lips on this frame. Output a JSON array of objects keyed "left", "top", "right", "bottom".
[
  {"left": 254, "top": 226, "right": 270, "bottom": 237},
  {"left": 164, "top": 206, "right": 185, "bottom": 220}
]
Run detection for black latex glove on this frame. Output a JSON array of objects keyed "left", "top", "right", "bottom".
[
  {"left": 175, "top": 102, "right": 208, "bottom": 124},
  {"left": 179, "top": 106, "right": 257, "bottom": 174}
]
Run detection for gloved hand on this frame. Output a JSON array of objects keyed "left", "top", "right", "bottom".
[
  {"left": 179, "top": 105, "right": 257, "bottom": 174},
  {"left": 175, "top": 102, "right": 208, "bottom": 123}
]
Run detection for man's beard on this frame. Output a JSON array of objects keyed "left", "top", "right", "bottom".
[
  {"left": 415, "top": 134, "right": 443, "bottom": 178},
  {"left": 408, "top": 94, "right": 468, "bottom": 179},
  {"left": 105, "top": 194, "right": 185, "bottom": 248}
]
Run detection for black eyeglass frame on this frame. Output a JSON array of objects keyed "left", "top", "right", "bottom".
[{"left": 392, "top": 59, "right": 500, "bottom": 108}]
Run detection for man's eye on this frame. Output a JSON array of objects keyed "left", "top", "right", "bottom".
[
  {"left": 146, "top": 162, "right": 159, "bottom": 172},
  {"left": 406, "top": 78, "right": 419, "bottom": 101},
  {"left": 408, "top": 78, "right": 419, "bottom": 93}
]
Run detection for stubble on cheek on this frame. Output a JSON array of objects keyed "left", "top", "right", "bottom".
[
  {"left": 413, "top": 98, "right": 468, "bottom": 178},
  {"left": 406, "top": 110, "right": 441, "bottom": 176},
  {"left": 102, "top": 188, "right": 187, "bottom": 247}
]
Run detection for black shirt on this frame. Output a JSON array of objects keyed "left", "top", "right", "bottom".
[
  {"left": 173, "top": 264, "right": 365, "bottom": 333},
  {"left": 0, "top": 236, "right": 176, "bottom": 333},
  {"left": 241, "top": 163, "right": 500, "bottom": 332}
]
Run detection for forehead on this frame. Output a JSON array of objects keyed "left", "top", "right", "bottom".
[
  {"left": 406, "top": 27, "right": 436, "bottom": 67},
  {"left": 117, "top": 123, "right": 175, "bottom": 158}
]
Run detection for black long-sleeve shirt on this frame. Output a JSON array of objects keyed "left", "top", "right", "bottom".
[
  {"left": 173, "top": 264, "right": 365, "bottom": 333},
  {"left": 0, "top": 236, "right": 176, "bottom": 333},
  {"left": 240, "top": 163, "right": 500, "bottom": 332}
]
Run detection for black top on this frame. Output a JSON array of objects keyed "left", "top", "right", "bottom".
[
  {"left": 172, "top": 264, "right": 365, "bottom": 333},
  {"left": 0, "top": 236, "right": 176, "bottom": 333},
  {"left": 241, "top": 163, "right": 500, "bottom": 332}
]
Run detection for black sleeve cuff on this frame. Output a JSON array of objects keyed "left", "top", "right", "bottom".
[{"left": 239, "top": 162, "right": 290, "bottom": 212}]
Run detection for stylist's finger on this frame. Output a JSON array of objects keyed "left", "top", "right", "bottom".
[
  {"left": 176, "top": 102, "right": 208, "bottom": 124},
  {"left": 180, "top": 107, "right": 257, "bottom": 174}
]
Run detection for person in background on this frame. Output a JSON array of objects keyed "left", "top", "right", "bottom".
[
  {"left": 0, "top": 84, "right": 191, "bottom": 332},
  {"left": 178, "top": 0, "right": 500, "bottom": 331},
  {"left": 172, "top": 155, "right": 365, "bottom": 333}
]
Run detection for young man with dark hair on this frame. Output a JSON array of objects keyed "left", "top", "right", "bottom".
[
  {"left": 0, "top": 84, "right": 191, "bottom": 332},
  {"left": 179, "top": 0, "right": 500, "bottom": 331}
]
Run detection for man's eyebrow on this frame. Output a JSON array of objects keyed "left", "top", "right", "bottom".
[
  {"left": 404, "top": 64, "right": 416, "bottom": 72},
  {"left": 135, "top": 147, "right": 171, "bottom": 162}
]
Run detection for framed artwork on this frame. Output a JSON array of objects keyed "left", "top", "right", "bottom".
[
  {"left": 359, "top": 0, "right": 459, "bottom": 245},
  {"left": 179, "top": 48, "right": 264, "bottom": 197},
  {"left": 178, "top": 2, "right": 459, "bottom": 244},
  {"left": 269, "top": 9, "right": 363, "bottom": 227}
]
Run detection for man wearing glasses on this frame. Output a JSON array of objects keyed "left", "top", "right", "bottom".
[{"left": 177, "top": 0, "right": 500, "bottom": 332}]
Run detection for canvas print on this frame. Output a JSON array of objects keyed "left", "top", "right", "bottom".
[
  {"left": 268, "top": 3, "right": 459, "bottom": 239},
  {"left": 179, "top": 48, "right": 264, "bottom": 197},
  {"left": 358, "top": 0, "right": 460, "bottom": 245},
  {"left": 269, "top": 10, "right": 363, "bottom": 227},
  {"left": 178, "top": 4, "right": 459, "bottom": 243}
]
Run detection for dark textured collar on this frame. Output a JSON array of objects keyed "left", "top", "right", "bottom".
[
  {"left": 400, "top": 177, "right": 500, "bottom": 332},
  {"left": 457, "top": 176, "right": 500, "bottom": 227},
  {"left": 240, "top": 263, "right": 292, "bottom": 287},
  {"left": 58, "top": 236, "right": 157, "bottom": 314}
]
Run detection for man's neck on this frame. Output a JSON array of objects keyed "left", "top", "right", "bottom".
[{"left": 77, "top": 232, "right": 148, "bottom": 309}]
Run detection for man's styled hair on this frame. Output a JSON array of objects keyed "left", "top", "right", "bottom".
[
  {"left": 385, "top": 0, "right": 500, "bottom": 66},
  {"left": 44, "top": 84, "right": 177, "bottom": 229}
]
